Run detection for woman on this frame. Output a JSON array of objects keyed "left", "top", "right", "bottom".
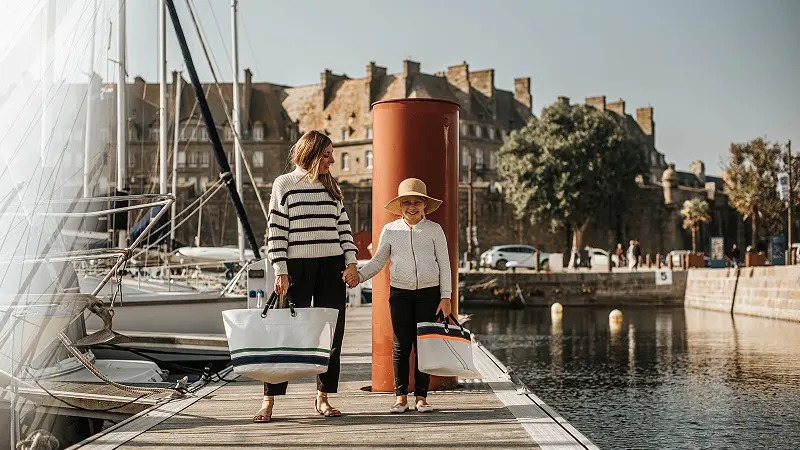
[
  {"left": 254, "top": 130, "right": 359, "bottom": 423},
  {"left": 615, "top": 243, "right": 625, "bottom": 268},
  {"left": 349, "top": 178, "right": 452, "bottom": 414}
]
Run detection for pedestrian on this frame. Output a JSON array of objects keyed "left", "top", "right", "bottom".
[
  {"left": 615, "top": 243, "right": 625, "bottom": 268},
  {"left": 255, "top": 130, "right": 360, "bottom": 423},
  {"left": 730, "top": 244, "right": 741, "bottom": 268},
  {"left": 351, "top": 178, "right": 452, "bottom": 414},
  {"left": 633, "top": 240, "right": 642, "bottom": 270}
]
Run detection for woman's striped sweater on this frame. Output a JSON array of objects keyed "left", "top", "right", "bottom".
[{"left": 267, "top": 167, "right": 359, "bottom": 276}]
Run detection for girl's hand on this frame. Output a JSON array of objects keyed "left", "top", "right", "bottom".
[
  {"left": 436, "top": 298, "right": 452, "bottom": 317},
  {"left": 342, "top": 264, "right": 359, "bottom": 288},
  {"left": 274, "top": 275, "right": 289, "bottom": 296}
]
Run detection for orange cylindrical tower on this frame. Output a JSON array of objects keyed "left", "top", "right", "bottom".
[{"left": 370, "top": 98, "right": 460, "bottom": 393}]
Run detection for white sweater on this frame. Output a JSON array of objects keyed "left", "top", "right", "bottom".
[
  {"left": 267, "top": 167, "right": 358, "bottom": 275},
  {"left": 358, "top": 218, "right": 452, "bottom": 298}
]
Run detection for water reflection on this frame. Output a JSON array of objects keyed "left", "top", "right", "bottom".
[{"left": 466, "top": 306, "right": 800, "bottom": 449}]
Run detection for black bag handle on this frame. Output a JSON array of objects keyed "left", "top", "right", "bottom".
[
  {"left": 436, "top": 311, "right": 464, "bottom": 334},
  {"left": 262, "top": 276, "right": 297, "bottom": 318}
]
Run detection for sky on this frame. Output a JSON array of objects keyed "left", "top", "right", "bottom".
[{"left": 2, "top": 0, "right": 799, "bottom": 174}]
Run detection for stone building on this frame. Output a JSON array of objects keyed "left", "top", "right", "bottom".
[{"left": 90, "top": 59, "right": 742, "bottom": 258}]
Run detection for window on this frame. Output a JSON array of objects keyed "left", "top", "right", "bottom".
[
  {"left": 365, "top": 150, "right": 373, "bottom": 169},
  {"left": 224, "top": 126, "right": 235, "bottom": 142},
  {"left": 177, "top": 151, "right": 186, "bottom": 168},
  {"left": 461, "top": 146, "right": 469, "bottom": 167},
  {"left": 197, "top": 128, "right": 208, "bottom": 142},
  {"left": 127, "top": 156, "right": 134, "bottom": 168},
  {"left": 366, "top": 126, "right": 373, "bottom": 139},
  {"left": 460, "top": 120, "right": 467, "bottom": 136},
  {"left": 253, "top": 151, "right": 264, "bottom": 168},
  {"left": 341, "top": 152, "right": 350, "bottom": 170},
  {"left": 127, "top": 127, "right": 138, "bottom": 142},
  {"left": 475, "top": 149, "right": 484, "bottom": 169},
  {"left": 501, "top": 129, "right": 508, "bottom": 141},
  {"left": 342, "top": 128, "right": 350, "bottom": 141},
  {"left": 200, "top": 152, "right": 210, "bottom": 168},
  {"left": 489, "top": 152, "right": 497, "bottom": 170},
  {"left": 253, "top": 122, "right": 264, "bottom": 141},
  {"left": 188, "top": 152, "right": 198, "bottom": 167},
  {"left": 469, "top": 124, "right": 476, "bottom": 136},
  {"left": 254, "top": 176, "right": 263, "bottom": 183},
  {"left": 476, "top": 126, "right": 483, "bottom": 138},
  {"left": 149, "top": 127, "right": 160, "bottom": 142},
  {"left": 488, "top": 127, "right": 496, "bottom": 140}
]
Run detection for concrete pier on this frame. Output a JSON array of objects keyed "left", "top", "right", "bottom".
[{"left": 70, "top": 307, "right": 597, "bottom": 449}]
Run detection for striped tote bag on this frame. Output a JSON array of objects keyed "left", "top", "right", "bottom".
[
  {"left": 416, "top": 314, "right": 481, "bottom": 379},
  {"left": 222, "top": 293, "right": 339, "bottom": 383}
]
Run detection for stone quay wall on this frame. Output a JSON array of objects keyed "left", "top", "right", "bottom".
[
  {"left": 685, "top": 266, "right": 800, "bottom": 322},
  {"left": 460, "top": 270, "right": 688, "bottom": 308}
]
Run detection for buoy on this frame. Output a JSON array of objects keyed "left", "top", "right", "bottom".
[
  {"left": 609, "top": 309, "right": 623, "bottom": 323},
  {"left": 551, "top": 303, "right": 563, "bottom": 315}
]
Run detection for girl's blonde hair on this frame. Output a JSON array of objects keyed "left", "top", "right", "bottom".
[{"left": 290, "top": 130, "right": 343, "bottom": 201}]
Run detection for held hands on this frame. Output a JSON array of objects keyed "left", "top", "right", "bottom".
[
  {"left": 436, "top": 298, "right": 452, "bottom": 317},
  {"left": 342, "top": 264, "right": 359, "bottom": 288},
  {"left": 274, "top": 274, "right": 289, "bottom": 296}
]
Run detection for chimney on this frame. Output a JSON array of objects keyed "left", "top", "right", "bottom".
[
  {"left": 471, "top": 69, "right": 495, "bottom": 118},
  {"left": 607, "top": 99, "right": 625, "bottom": 116},
  {"left": 445, "top": 61, "right": 470, "bottom": 111},
  {"left": 402, "top": 59, "right": 420, "bottom": 77},
  {"left": 320, "top": 69, "right": 349, "bottom": 109},
  {"left": 557, "top": 96, "right": 570, "bottom": 106},
  {"left": 514, "top": 77, "right": 532, "bottom": 111},
  {"left": 366, "top": 61, "right": 386, "bottom": 109},
  {"left": 636, "top": 106, "right": 655, "bottom": 146},
  {"left": 585, "top": 95, "right": 606, "bottom": 112},
  {"left": 243, "top": 68, "right": 252, "bottom": 130},
  {"left": 690, "top": 160, "right": 706, "bottom": 185}
]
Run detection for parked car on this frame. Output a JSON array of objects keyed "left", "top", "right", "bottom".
[
  {"left": 480, "top": 245, "right": 550, "bottom": 271},
  {"left": 587, "top": 248, "right": 619, "bottom": 268}
]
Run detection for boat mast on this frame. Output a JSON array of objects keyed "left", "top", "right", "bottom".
[
  {"left": 171, "top": 73, "right": 182, "bottom": 249},
  {"left": 231, "top": 0, "right": 245, "bottom": 263},
  {"left": 83, "top": 0, "right": 97, "bottom": 197},
  {"left": 116, "top": 0, "right": 128, "bottom": 248},
  {"left": 159, "top": 0, "right": 168, "bottom": 196},
  {"left": 165, "top": 0, "right": 261, "bottom": 260}
]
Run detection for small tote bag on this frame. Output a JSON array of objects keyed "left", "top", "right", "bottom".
[
  {"left": 222, "top": 291, "right": 339, "bottom": 384},
  {"left": 416, "top": 313, "right": 481, "bottom": 379}
]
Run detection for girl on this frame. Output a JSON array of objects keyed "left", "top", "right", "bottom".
[
  {"left": 350, "top": 178, "right": 452, "bottom": 413},
  {"left": 255, "top": 130, "right": 359, "bottom": 423}
]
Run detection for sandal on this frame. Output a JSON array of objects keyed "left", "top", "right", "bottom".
[
  {"left": 314, "top": 395, "right": 342, "bottom": 418},
  {"left": 253, "top": 399, "right": 273, "bottom": 423},
  {"left": 389, "top": 402, "right": 409, "bottom": 414}
]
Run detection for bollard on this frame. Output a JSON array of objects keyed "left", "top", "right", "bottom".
[
  {"left": 646, "top": 254, "right": 652, "bottom": 268},
  {"left": 656, "top": 252, "right": 662, "bottom": 269},
  {"left": 535, "top": 250, "right": 540, "bottom": 272},
  {"left": 370, "top": 98, "right": 460, "bottom": 393},
  {"left": 608, "top": 248, "right": 613, "bottom": 272},
  {"left": 668, "top": 254, "right": 674, "bottom": 270}
]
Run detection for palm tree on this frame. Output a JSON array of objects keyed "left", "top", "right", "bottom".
[{"left": 681, "top": 198, "right": 712, "bottom": 253}]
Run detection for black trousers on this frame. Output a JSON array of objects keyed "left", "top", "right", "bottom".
[
  {"left": 389, "top": 285, "right": 440, "bottom": 397},
  {"left": 264, "top": 254, "right": 347, "bottom": 396}
]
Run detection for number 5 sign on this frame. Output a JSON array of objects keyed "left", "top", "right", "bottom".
[{"left": 655, "top": 270, "right": 673, "bottom": 285}]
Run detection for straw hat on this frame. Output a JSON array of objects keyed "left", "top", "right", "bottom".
[{"left": 384, "top": 178, "right": 443, "bottom": 216}]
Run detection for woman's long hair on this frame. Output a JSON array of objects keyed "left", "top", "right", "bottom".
[{"left": 290, "top": 130, "right": 343, "bottom": 201}]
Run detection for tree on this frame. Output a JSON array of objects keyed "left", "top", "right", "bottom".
[
  {"left": 680, "top": 198, "right": 711, "bottom": 253},
  {"left": 723, "top": 137, "right": 788, "bottom": 247},
  {"left": 497, "top": 101, "right": 647, "bottom": 264}
]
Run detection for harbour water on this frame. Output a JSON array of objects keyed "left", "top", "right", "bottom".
[{"left": 466, "top": 305, "right": 800, "bottom": 449}]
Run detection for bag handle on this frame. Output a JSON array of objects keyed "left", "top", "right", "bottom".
[
  {"left": 261, "top": 276, "right": 297, "bottom": 318},
  {"left": 436, "top": 311, "right": 464, "bottom": 334}
]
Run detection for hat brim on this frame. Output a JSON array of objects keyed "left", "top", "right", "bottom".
[{"left": 384, "top": 191, "right": 443, "bottom": 216}]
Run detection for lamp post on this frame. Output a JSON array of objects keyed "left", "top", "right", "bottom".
[
  {"left": 788, "top": 140, "right": 793, "bottom": 264},
  {"left": 465, "top": 149, "right": 486, "bottom": 269}
]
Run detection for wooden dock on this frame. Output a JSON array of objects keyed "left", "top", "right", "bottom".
[{"left": 69, "top": 307, "right": 598, "bottom": 449}]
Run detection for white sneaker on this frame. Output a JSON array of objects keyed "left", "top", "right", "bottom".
[
  {"left": 415, "top": 403, "right": 434, "bottom": 413},
  {"left": 389, "top": 403, "right": 409, "bottom": 414}
]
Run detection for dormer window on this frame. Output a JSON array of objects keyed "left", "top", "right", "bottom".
[
  {"left": 224, "top": 126, "right": 235, "bottom": 142},
  {"left": 342, "top": 128, "right": 350, "bottom": 141}
]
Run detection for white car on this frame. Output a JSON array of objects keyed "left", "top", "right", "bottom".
[
  {"left": 587, "top": 248, "right": 619, "bottom": 268},
  {"left": 480, "top": 245, "right": 549, "bottom": 270}
]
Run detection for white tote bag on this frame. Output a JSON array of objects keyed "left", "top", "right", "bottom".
[
  {"left": 222, "top": 293, "right": 339, "bottom": 384},
  {"left": 416, "top": 314, "right": 481, "bottom": 379}
]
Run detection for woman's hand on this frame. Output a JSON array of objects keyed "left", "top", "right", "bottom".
[
  {"left": 274, "top": 274, "right": 289, "bottom": 296},
  {"left": 436, "top": 298, "right": 452, "bottom": 317},
  {"left": 342, "top": 264, "right": 359, "bottom": 288}
]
